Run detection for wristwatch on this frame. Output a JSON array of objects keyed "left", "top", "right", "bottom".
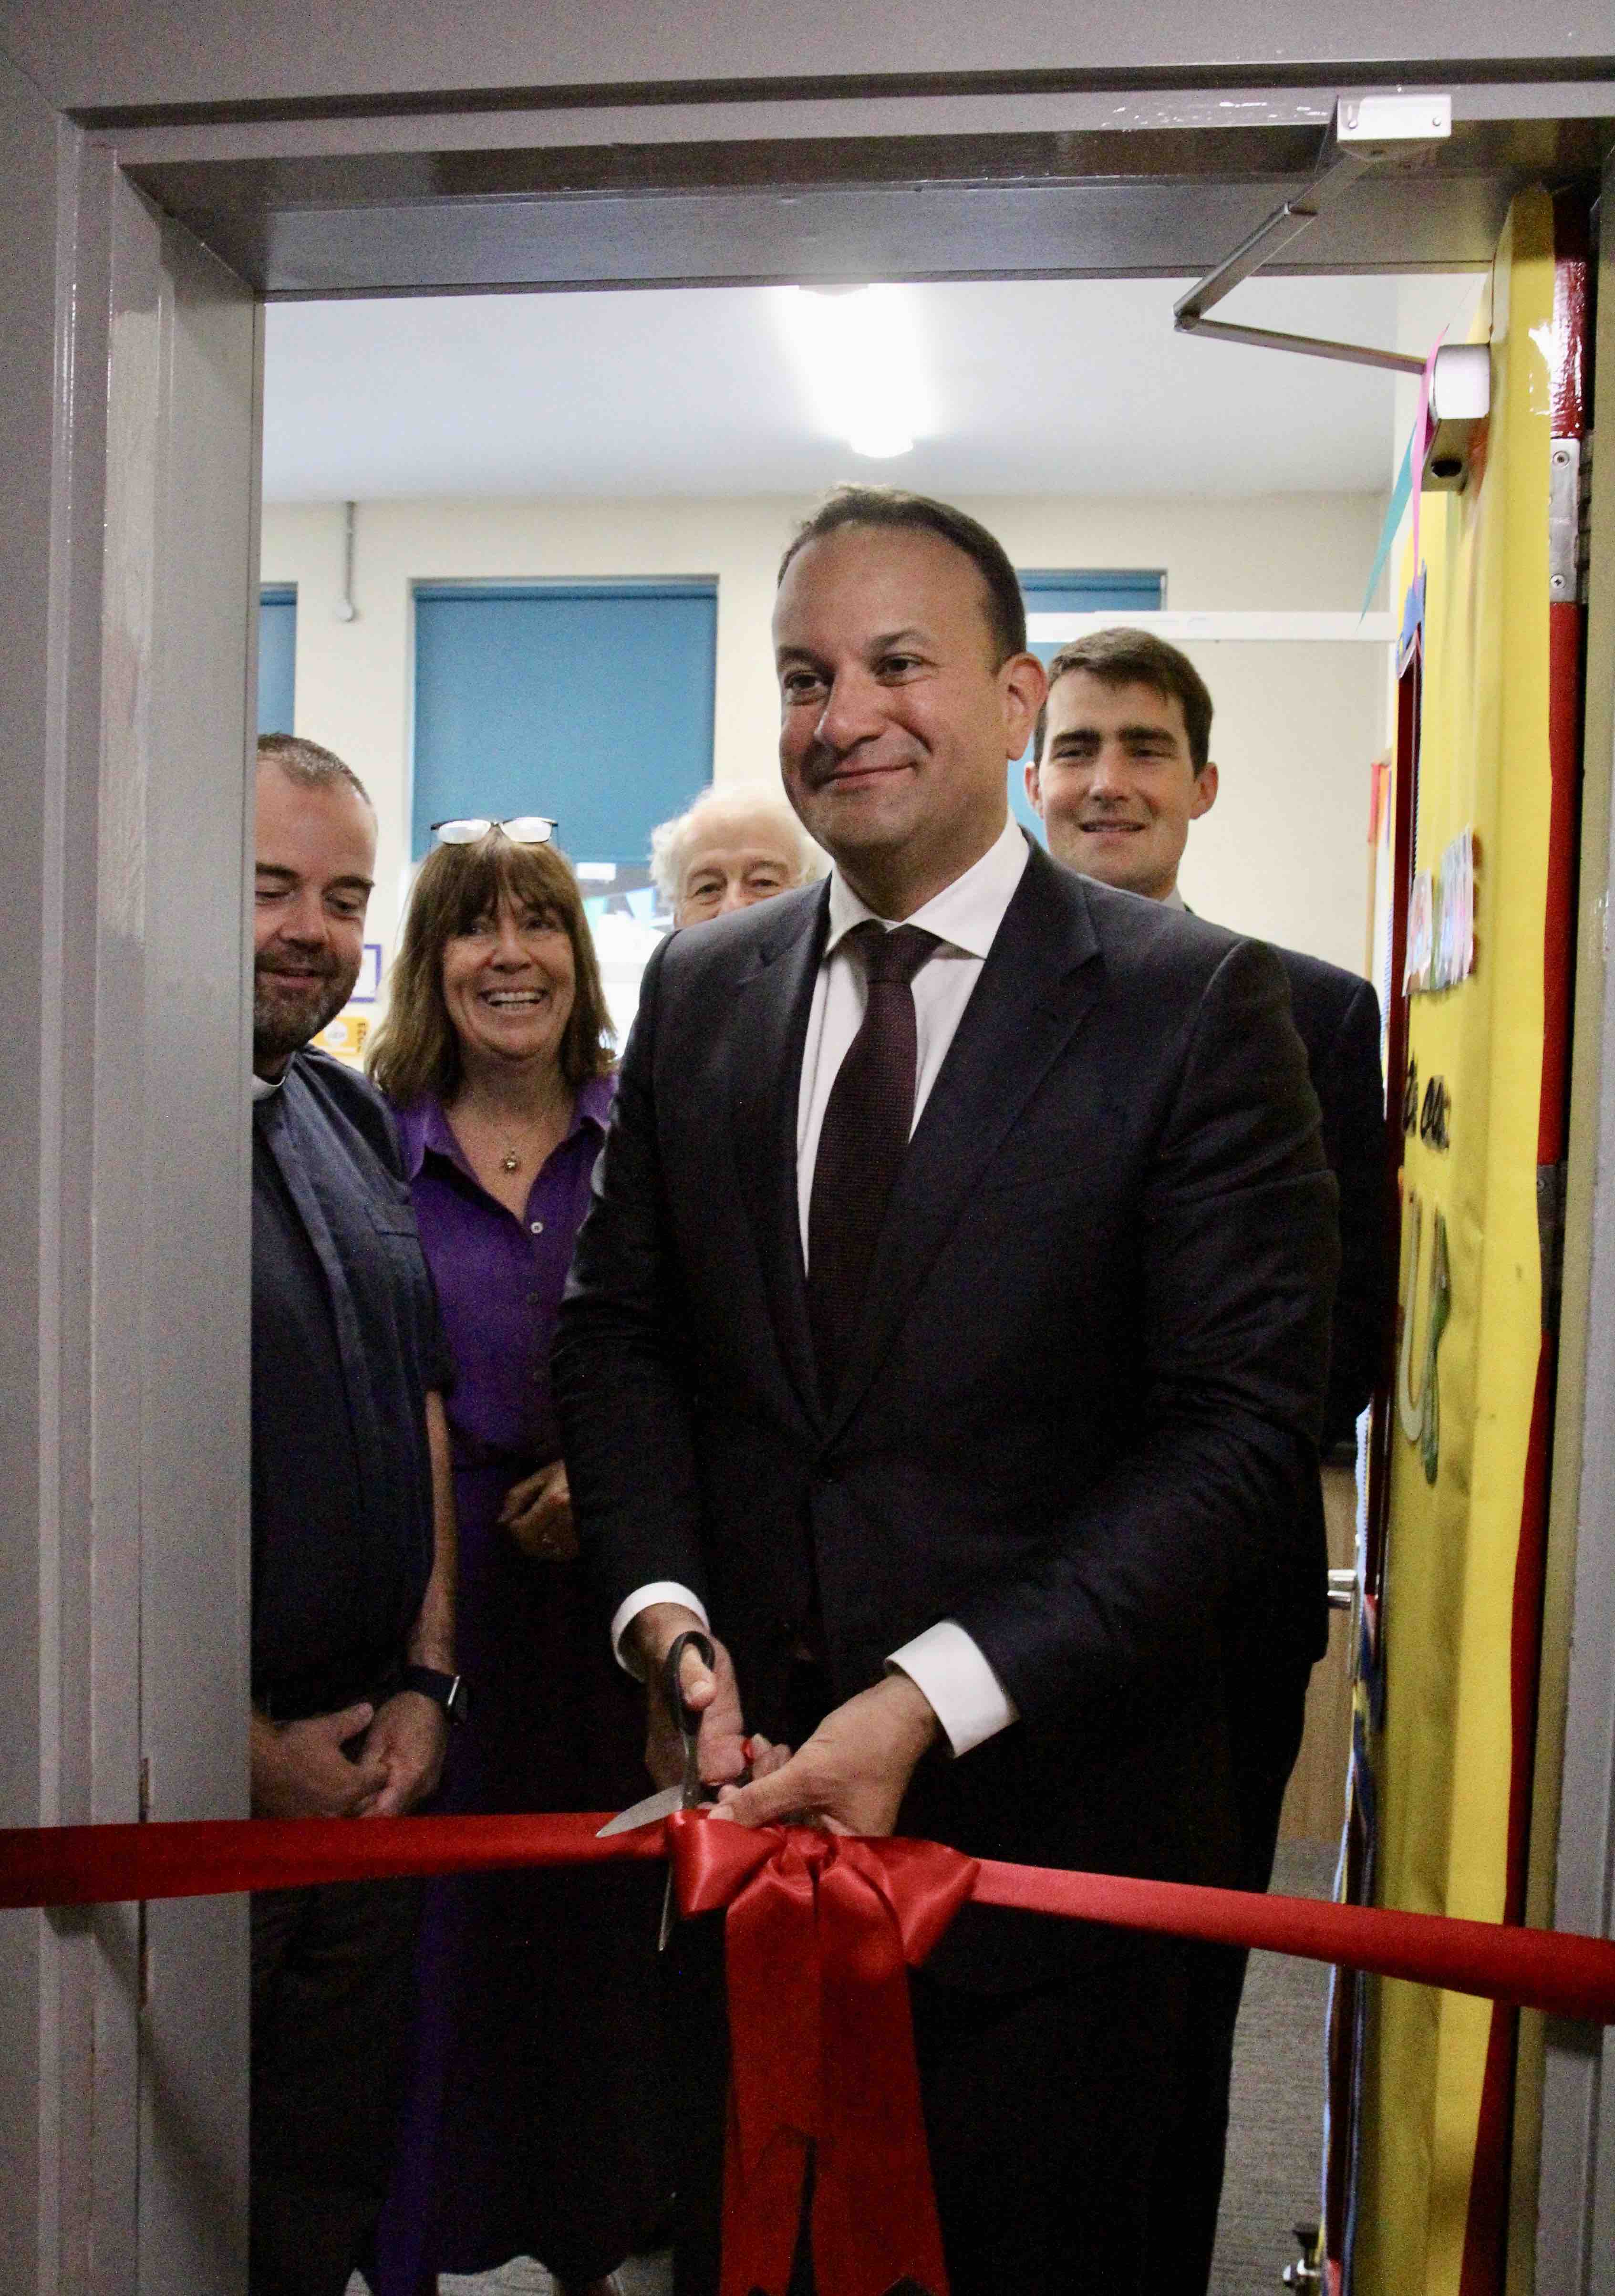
[{"left": 401, "top": 1666, "right": 471, "bottom": 1726}]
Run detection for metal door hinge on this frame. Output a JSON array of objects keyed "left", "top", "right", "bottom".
[{"left": 1549, "top": 436, "right": 1591, "bottom": 605}]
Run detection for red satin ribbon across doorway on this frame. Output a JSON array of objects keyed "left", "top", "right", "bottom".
[
  {"left": 6, "top": 1806, "right": 1615, "bottom": 2296},
  {"left": 5, "top": 1807, "right": 1611, "bottom": 2028}
]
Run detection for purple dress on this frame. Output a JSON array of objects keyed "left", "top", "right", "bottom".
[{"left": 372, "top": 1077, "right": 669, "bottom": 2293}]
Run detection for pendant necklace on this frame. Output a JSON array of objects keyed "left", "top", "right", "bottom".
[{"left": 500, "top": 1145, "right": 522, "bottom": 1173}]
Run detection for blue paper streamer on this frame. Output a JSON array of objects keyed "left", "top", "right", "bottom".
[{"left": 1361, "top": 425, "right": 1416, "bottom": 619}]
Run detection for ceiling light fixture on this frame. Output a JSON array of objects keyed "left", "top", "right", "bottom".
[{"left": 776, "top": 284, "right": 931, "bottom": 461}]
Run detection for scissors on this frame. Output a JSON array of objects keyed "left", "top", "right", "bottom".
[{"left": 596, "top": 1629, "right": 732, "bottom": 1945}]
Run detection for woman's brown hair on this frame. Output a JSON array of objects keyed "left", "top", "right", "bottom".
[{"left": 367, "top": 833, "right": 615, "bottom": 1107}]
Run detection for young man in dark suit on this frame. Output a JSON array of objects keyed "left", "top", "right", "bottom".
[
  {"left": 1025, "top": 624, "right": 1389, "bottom": 1450},
  {"left": 554, "top": 491, "right": 1339, "bottom": 2294},
  {"left": 1026, "top": 625, "right": 1392, "bottom": 2282}
]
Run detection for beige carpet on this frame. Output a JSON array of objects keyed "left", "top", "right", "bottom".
[{"left": 1209, "top": 1839, "right": 1336, "bottom": 2295}]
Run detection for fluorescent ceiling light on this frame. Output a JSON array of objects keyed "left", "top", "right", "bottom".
[
  {"left": 847, "top": 422, "right": 915, "bottom": 461},
  {"left": 776, "top": 285, "right": 932, "bottom": 459}
]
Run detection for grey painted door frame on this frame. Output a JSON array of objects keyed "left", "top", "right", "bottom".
[
  {"left": 3, "top": 52, "right": 1614, "bottom": 2296},
  {"left": 2, "top": 105, "right": 259, "bottom": 2296},
  {"left": 1532, "top": 141, "right": 1615, "bottom": 2296}
]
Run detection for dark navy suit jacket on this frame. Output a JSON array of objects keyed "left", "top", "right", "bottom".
[
  {"left": 1268, "top": 948, "right": 1391, "bottom": 1450},
  {"left": 555, "top": 844, "right": 1339, "bottom": 1983}
]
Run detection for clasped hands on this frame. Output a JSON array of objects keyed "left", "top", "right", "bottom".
[
  {"left": 633, "top": 1602, "right": 940, "bottom": 1839},
  {"left": 250, "top": 1689, "right": 447, "bottom": 1820}
]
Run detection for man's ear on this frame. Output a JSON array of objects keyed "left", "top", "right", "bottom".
[
  {"left": 1024, "top": 758, "right": 1046, "bottom": 818},
  {"left": 1190, "top": 761, "right": 1220, "bottom": 821},
  {"left": 1000, "top": 651, "right": 1047, "bottom": 760}
]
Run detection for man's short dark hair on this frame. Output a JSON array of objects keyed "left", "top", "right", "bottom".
[
  {"left": 777, "top": 486, "right": 1027, "bottom": 665},
  {"left": 257, "top": 732, "right": 373, "bottom": 810},
  {"left": 1034, "top": 628, "right": 1215, "bottom": 773}
]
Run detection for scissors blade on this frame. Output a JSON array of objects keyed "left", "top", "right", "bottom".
[
  {"left": 596, "top": 1784, "right": 683, "bottom": 1838},
  {"left": 680, "top": 1735, "right": 704, "bottom": 1812}
]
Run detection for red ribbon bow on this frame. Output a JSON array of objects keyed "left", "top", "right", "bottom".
[{"left": 669, "top": 1812, "right": 978, "bottom": 2296}]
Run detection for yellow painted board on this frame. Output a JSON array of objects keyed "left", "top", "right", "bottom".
[{"left": 1355, "top": 187, "right": 1557, "bottom": 2296}]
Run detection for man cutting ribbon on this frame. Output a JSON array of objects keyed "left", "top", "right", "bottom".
[{"left": 554, "top": 487, "right": 1339, "bottom": 2294}]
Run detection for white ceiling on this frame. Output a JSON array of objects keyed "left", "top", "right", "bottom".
[{"left": 262, "top": 273, "right": 1480, "bottom": 503}]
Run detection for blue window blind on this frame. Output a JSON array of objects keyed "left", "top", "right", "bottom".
[
  {"left": 259, "top": 586, "right": 297, "bottom": 737},
  {"left": 412, "top": 582, "right": 718, "bottom": 866},
  {"left": 1011, "top": 569, "right": 1166, "bottom": 841},
  {"left": 1019, "top": 569, "right": 1165, "bottom": 622}
]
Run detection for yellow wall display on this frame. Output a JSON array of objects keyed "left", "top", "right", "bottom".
[
  {"left": 314, "top": 1009, "right": 370, "bottom": 1066},
  {"left": 1352, "top": 187, "right": 1572, "bottom": 2296}
]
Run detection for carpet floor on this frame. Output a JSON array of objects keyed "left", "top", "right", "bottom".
[{"left": 1209, "top": 1838, "right": 1337, "bottom": 2296}]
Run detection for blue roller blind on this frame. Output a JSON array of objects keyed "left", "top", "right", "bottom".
[
  {"left": 1011, "top": 568, "right": 1166, "bottom": 840},
  {"left": 259, "top": 586, "right": 297, "bottom": 736},
  {"left": 412, "top": 582, "right": 718, "bottom": 866},
  {"left": 1019, "top": 569, "right": 1165, "bottom": 622}
]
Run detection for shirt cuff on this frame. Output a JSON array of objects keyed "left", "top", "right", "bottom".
[
  {"left": 886, "top": 1621, "right": 1018, "bottom": 1756},
  {"left": 611, "top": 1582, "right": 710, "bottom": 1677}
]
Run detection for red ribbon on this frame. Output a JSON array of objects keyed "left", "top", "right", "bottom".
[
  {"left": 8, "top": 1808, "right": 1615, "bottom": 2296},
  {"left": 4, "top": 1812, "right": 1614, "bottom": 2027},
  {"left": 970, "top": 1857, "right": 1615, "bottom": 2027},
  {"left": 0, "top": 1810, "right": 658, "bottom": 1909},
  {"left": 669, "top": 1811, "right": 978, "bottom": 2296}
]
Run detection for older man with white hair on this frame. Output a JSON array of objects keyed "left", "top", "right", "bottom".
[{"left": 650, "top": 785, "right": 819, "bottom": 926}]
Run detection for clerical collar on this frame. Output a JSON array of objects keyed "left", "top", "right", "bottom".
[
  {"left": 1163, "top": 883, "right": 1187, "bottom": 912},
  {"left": 252, "top": 1070, "right": 285, "bottom": 1101}
]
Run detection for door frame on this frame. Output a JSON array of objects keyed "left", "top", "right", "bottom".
[
  {"left": 5, "top": 67, "right": 1615, "bottom": 2295},
  {"left": 1533, "top": 140, "right": 1615, "bottom": 2296}
]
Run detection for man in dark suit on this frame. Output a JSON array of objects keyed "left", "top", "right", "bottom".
[
  {"left": 1024, "top": 623, "right": 1388, "bottom": 1450},
  {"left": 554, "top": 490, "right": 1338, "bottom": 2294},
  {"left": 1026, "top": 624, "right": 1392, "bottom": 2281}
]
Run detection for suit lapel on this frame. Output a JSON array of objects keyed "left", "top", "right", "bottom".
[
  {"left": 728, "top": 882, "right": 830, "bottom": 1428},
  {"left": 823, "top": 849, "right": 1103, "bottom": 1442}
]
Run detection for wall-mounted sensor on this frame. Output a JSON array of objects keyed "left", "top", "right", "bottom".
[{"left": 1422, "top": 343, "right": 1491, "bottom": 494}]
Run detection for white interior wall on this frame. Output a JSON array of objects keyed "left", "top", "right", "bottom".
[{"left": 262, "top": 489, "right": 1388, "bottom": 979}]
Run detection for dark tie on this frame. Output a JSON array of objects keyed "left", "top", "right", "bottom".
[{"left": 808, "top": 919, "right": 939, "bottom": 1404}]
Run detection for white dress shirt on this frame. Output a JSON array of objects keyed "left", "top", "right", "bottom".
[{"left": 612, "top": 816, "right": 1030, "bottom": 1757}]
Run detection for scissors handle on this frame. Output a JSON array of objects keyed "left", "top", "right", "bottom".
[{"left": 661, "top": 1629, "right": 715, "bottom": 1804}]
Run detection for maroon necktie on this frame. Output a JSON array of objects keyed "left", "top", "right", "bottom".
[{"left": 808, "top": 920, "right": 939, "bottom": 1405}]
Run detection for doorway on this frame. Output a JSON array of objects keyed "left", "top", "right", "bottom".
[{"left": 19, "top": 81, "right": 1615, "bottom": 2295}]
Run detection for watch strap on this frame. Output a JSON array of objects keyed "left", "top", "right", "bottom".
[{"left": 401, "top": 1665, "right": 470, "bottom": 1725}]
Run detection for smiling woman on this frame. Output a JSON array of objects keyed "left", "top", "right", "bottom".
[
  {"left": 368, "top": 831, "right": 611, "bottom": 1112},
  {"left": 362, "top": 838, "right": 666, "bottom": 2296}
]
